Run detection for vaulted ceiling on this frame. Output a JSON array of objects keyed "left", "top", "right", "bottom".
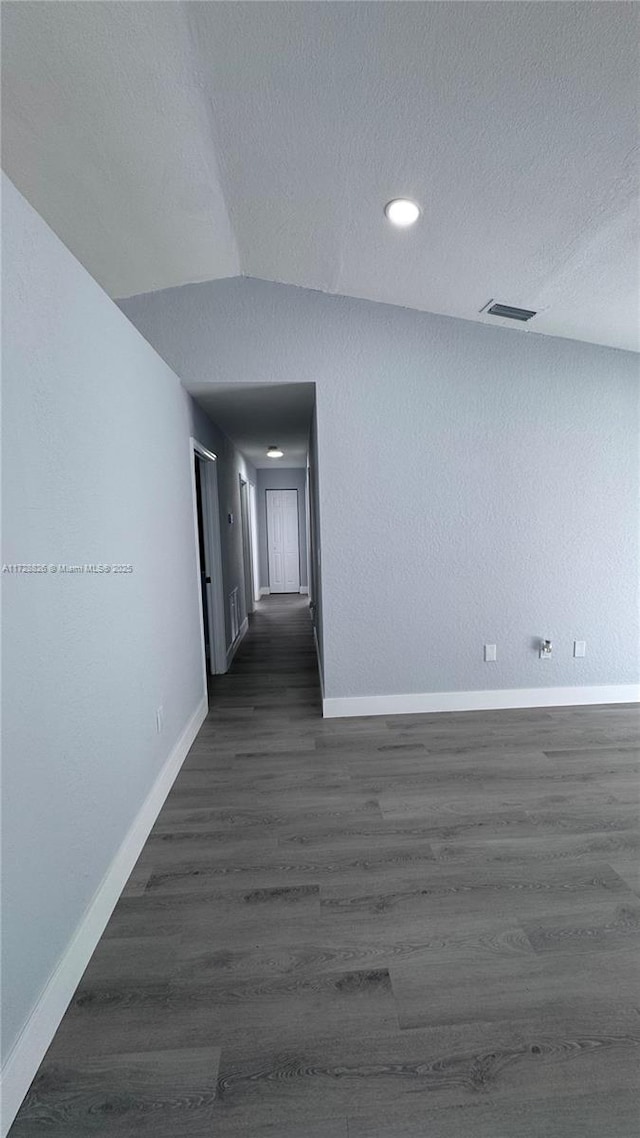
[{"left": 3, "top": 1, "right": 638, "bottom": 351}]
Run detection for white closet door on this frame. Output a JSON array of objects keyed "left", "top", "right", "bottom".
[{"left": 266, "top": 489, "right": 300, "bottom": 593}]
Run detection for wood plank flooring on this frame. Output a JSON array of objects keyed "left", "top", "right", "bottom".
[{"left": 10, "top": 595, "right": 640, "bottom": 1136}]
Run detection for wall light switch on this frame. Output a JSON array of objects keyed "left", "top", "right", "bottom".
[
  {"left": 156, "top": 705, "right": 164, "bottom": 734},
  {"left": 574, "top": 640, "right": 586, "bottom": 658},
  {"left": 484, "top": 643, "right": 497, "bottom": 662}
]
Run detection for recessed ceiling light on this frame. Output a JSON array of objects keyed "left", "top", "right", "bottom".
[
  {"left": 266, "top": 445, "right": 284, "bottom": 459},
  {"left": 384, "top": 198, "right": 421, "bottom": 227}
]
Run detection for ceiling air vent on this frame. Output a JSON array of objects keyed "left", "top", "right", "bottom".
[{"left": 485, "top": 302, "right": 537, "bottom": 322}]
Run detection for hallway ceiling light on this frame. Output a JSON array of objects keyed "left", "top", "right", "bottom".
[
  {"left": 384, "top": 198, "right": 421, "bottom": 227},
  {"left": 266, "top": 445, "right": 284, "bottom": 458}
]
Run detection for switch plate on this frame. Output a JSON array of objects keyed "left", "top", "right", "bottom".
[
  {"left": 484, "top": 643, "right": 497, "bottom": 662},
  {"left": 156, "top": 705, "right": 164, "bottom": 734},
  {"left": 574, "top": 640, "right": 586, "bottom": 658}
]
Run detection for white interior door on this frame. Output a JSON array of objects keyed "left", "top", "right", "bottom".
[
  {"left": 249, "top": 483, "right": 261, "bottom": 603},
  {"left": 266, "top": 489, "right": 300, "bottom": 593}
]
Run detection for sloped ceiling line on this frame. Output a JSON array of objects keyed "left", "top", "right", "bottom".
[{"left": 2, "top": 1, "right": 638, "bottom": 350}]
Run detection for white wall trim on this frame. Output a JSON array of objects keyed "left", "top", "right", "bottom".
[
  {"left": 225, "top": 616, "right": 249, "bottom": 669},
  {"left": 299, "top": 586, "right": 309, "bottom": 595},
  {"left": 0, "top": 695, "right": 208, "bottom": 1137},
  {"left": 322, "top": 684, "right": 640, "bottom": 719},
  {"left": 259, "top": 587, "right": 271, "bottom": 596}
]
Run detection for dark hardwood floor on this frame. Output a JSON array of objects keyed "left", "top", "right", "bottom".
[{"left": 11, "top": 595, "right": 640, "bottom": 1136}]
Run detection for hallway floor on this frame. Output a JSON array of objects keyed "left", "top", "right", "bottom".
[{"left": 11, "top": 596, "right": 640, "bottom": 1136}]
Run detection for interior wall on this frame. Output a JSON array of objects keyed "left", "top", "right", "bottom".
[
  {"left": 0, "top": 174, "right": 248, "bottom": 1093},
  {"left": 119, "top": 275, "right": 640, "bottom": 702},
  {"left": 256, "top": 467, "right": 308, "bottom": 590}
]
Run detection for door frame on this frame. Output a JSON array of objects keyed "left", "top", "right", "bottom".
[
  {"left": 266, "top": 487, "right": 301, "bottom": 593},
  {"left": 249, "top": 481, "right": 261, "bottom": 604},
  {"left": 304, "top": 463, "right": 312, "bottom": 599},
  {"left": 190, "top": 439, "right": 227, "bottom": 679},
  {"left": 238, "top": 475, "right": 255, "bottom": 618}
]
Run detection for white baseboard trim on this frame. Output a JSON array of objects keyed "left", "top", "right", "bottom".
[
  {"left": 226, "top": 616, "right": 249, "bottom": 668},
  {"left": 299, "top": 586, "right": 309, "bottom": 595},
  {"left": 0, "top": 695, "right": 208, "bottom": 1138},
  {"left": 259, "top": 587, "right": 270, "bottom": 596},
  {"left": 322, "top": 684, "right": 640, "bottom": 720},
  {"left": 313, "top": 625, "right": 325, "bottom": 700}
]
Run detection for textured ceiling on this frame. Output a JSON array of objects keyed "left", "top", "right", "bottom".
[
  {"left": 1, "top": 1, "right": 240, "bottom": 297},
  {"left": 2, "top": 2, "right": 638, "bottom": 350},
  {"left": 193, "top": 383, "right": 315, "bottom": 469}
]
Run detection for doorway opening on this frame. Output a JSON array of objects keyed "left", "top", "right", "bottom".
[
  {"left": 191, "top": 440, "right": 226, "bottom": 683},
  {"left": 194, "top": 456, "right": 211, "bottom": 663},
  {"left": 187, "top": 383, "right": 321, "bottom": 682}
]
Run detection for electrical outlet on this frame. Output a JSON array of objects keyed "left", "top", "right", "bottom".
[
  {"left": 539, "top": 639, "right": 553, "bottom": 659},
  {"left": 484, "top": 643, "right": 497, "bottom": 662},
  {"left": 156, "top": 705, "right": 164, "bottom": 734}
]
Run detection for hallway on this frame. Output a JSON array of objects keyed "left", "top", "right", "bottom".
[{"left": 10, "top": 596, "right": 639, "bottom": 1136}]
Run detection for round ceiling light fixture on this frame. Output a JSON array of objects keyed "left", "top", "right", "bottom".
[
  {"left": 266, "top": 445, "right": 284, "bottom": 459},
  {"left": 384, "top": 198, "right": 421, "bottom": 227}
]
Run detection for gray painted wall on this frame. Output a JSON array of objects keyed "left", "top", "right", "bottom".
[
  {"left": 0, "top": 175, "right": 249, "bottom": 1073},
  {"left": 120, "top": 276, "right": 640, "bottom": 701},
  {"left": 256, "top": 467, "right": 308, "bottom": 590}
]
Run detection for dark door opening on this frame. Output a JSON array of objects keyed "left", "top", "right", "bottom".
[{"left": 194, "top": 454, "right": 211, "bottom": 665}]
